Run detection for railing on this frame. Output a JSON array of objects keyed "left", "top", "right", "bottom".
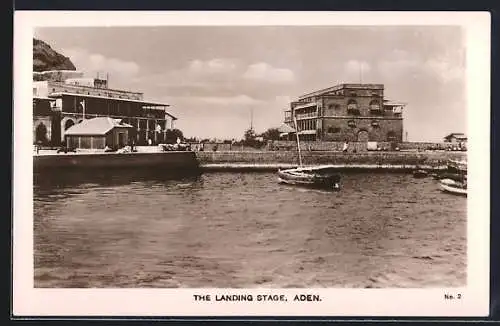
[
  {"left": 295, "top": 112, "right": 317, "bottom": 119},
  {"left": 48, "top": 81, "right": 144, "bottom": 101}
]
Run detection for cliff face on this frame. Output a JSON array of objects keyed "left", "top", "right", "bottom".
[{"left": 33, "top": 38, "right": 76, "bottom": 72}]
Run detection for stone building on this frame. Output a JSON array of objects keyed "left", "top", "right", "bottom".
[
  {"left": 284, "top": 83, "right": 406, "bottom": 142},
  {"left": 33, "top": 70, "right": 177, "bottom": 146}
]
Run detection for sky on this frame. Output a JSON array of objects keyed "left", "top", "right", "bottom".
[{"left": 34, "top": 26, "right": 466, "bottom": 141}]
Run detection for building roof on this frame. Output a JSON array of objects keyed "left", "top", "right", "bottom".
[
  {"left": 444, "top": 133, "right": 467, "bottom": 139},
  {"left": 278, "top": 123, "right": 296, "bottom": 133},
  {"left": 48, "top": 91, "right": 178, "bottom": 120},
  {"left": 383, "top": 100, "right": 407, "bottom": 107},
  {"left": 33, "top": 96, "right": 52, "bottom": 100},
  {"left": 65, "top": 117, "right": 134, "bottom": 136},
  {"left": 299, "top": 83, "right": 384, "bottom": 99}
]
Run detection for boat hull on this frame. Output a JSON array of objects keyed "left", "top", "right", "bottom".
[
  {"left": 277, "top": 168, "right": 341, "bottom": 190},
  {"left": 439, "top": 180, "right": 467, "bottom": 196}
]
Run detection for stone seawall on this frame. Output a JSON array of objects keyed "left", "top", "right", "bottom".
[
  {"left": 34, "top": 151, "right": 199, "bottom": 170},
  {"left": 196, "top": 151, "right": 467, "bottom": 168}
]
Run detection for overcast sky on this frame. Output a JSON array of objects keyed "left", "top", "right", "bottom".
[{"left": 34, "top": 26, "right": 465, "bottom": 141}]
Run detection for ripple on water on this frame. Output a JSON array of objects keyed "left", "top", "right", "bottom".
[{"left": 34, "top": 171, "right": 467, "bottom": 288}]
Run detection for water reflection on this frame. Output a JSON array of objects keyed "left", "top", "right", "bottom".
[
  {"left": 33, "top": 171, "right": 467, "bottom": 288},
  {"left": 34, "top": 168, "right": 202, "bottom": 190}
]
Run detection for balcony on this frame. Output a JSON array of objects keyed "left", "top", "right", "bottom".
[{"left": 295, "top": 112, "right": 317, "bottom": 120}]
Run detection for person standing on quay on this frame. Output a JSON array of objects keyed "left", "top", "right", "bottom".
[{"left": 342, "top": 141, "right": 349, "bottom": 153}]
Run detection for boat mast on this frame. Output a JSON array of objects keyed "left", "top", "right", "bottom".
[{"left": 293, "top": 116, "right": 303, "bottom": 167}]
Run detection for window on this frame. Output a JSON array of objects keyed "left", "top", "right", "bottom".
[
  {"left": 369, "top": 100, "right": 381, "bottom": 112},
  {"left": 348, "top": 120, "right": 356, "bottom": 128},
  {"left": 327, "top": 127, "right": 340, "bottom": 133},
  {"left": 347, "top": 99, "right": 358, "bottom": 110},
  {"left": 347, "top": 99, "right": 359, "bottom": 115},
  {"left": 371, "top": 120, "right": 380, "bottom": 128}
]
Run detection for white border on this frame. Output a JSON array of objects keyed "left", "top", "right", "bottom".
[{"left": 13, "top": 11, "right": 491, "bottom": 317}]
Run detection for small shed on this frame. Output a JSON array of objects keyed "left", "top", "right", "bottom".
[
  {"left": 444, "top": 133, "right": 467, "bottom": 143},
  {"left": 65, "top": 117, "right": 134, "bottom": 149},
  {"left": 278, "top": 123, "right": 296, "bottom": 140}
]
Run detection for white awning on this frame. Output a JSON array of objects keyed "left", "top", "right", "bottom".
[
  {"left": 297, "top": 130, "right": 317, "bottom": 135},
  {"left": 294, "top": 102, "right": 317, "bottom": 110}
]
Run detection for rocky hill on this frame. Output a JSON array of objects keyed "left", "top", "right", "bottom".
[{"left": 33, "top": 38, "right": 76, "bottom": 72}]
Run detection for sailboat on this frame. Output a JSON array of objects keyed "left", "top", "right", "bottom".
[{"left": 277, "top": 117, "right": 341, "bottom": 190}]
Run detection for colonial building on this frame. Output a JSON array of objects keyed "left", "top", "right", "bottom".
[
  {"left": 284, "top": 83, "right": 406, "bottom": 142},
  {"left": 33, "top": 70, "right": 177, "bottom": 146}
]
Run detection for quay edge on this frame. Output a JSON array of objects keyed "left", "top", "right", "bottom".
[
  {"left": 33, "top": 151, "right": 200, "bottom": 171},
  {"left": 33, "top": 150, "right": 466, "bottom": 173}
]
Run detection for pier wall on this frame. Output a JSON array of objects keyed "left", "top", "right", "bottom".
[
  {"left": 196, "top": 151, "right": 467, "bottom": 167},
  {"left": 34, "top": 151, "right": 199, "bottom": 170}
]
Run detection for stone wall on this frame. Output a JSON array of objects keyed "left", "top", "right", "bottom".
[
  {"left": 196, "top": 151, "right": 467, "bottom": 167},
  {"left": 321, "top": 117, "right": 403, "bottom": 142}
]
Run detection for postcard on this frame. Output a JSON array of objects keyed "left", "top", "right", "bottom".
[{"left": 13, "top": 10, "right": 490, "bottom": 317}]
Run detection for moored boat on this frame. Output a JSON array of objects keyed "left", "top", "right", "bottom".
[
  {"left": 277, "top": 117, "right": 341, "bottom": 190},
  {"left": 439, "top": 178, "right": 467, "bottom": 196},
  {"left": 432, "top": 171, "right": 465, "bottom": 181},
  {"left": 447, "top": 159, "right": 467, "bottom": 173},
  {"left": 278, "top": 167, "right": 341, "bottom": 190}
]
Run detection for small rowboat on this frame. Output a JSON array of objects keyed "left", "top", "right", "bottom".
[
  {"left": 278, "top": 167, "right": 341, "bottom": 190},
  {"left": 447, "top": 159, "right": 467, "bottom": 173},
  {"left": 439, "top": 178, "right": 467, "bottom": 196},
  {"left": 432, "top": 172, "right": 465, "bottom": 181}
]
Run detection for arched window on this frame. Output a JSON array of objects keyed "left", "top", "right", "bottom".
[
  {"left": 35, "top": 123, "right": 48, "bottom": 144},
  {"left": 64, "top": 119, "right": 75, "bottom": 130},
  {"left": 325, "top": 104, "right": 340, "bottom": 116}
]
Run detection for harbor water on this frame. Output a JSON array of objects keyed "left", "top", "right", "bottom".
[{"left": 34, "top": 169, "right": 466, "bottom": 288}]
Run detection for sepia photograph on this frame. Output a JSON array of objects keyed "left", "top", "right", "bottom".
[{"left": 13, "top": 11, "right": 490, "bottom": 317}]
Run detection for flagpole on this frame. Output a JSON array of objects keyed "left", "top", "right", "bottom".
[{"left": 293, "top": 117, "right": 303, "bottom": 167}]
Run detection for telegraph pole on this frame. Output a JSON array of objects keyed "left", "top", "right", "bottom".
[{"left": 250, "top": 107, "right": 254, "bottom": 131}]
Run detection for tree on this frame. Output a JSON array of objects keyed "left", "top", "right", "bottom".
[
  {"left": 261, "top": 128, "right": 281, "bottom": 141},
  {"left": 165, "top": 128, "right": 184, "bottom": 144},
  {"left": 242, "top": 128, "right": 257, "bottom": 147}
]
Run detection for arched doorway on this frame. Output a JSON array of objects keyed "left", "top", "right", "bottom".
[
  {"left": 357, "top": 130, "right": 369, "bottom": 142},
  {"left": 35, "top": 123, "right": 47, "bottom": 144},
  {"left": 387, "top": 130, "right": 397, "bottom": 142},
  {"left": 64, "top": 119, "right": 75, "bottom": 130}
]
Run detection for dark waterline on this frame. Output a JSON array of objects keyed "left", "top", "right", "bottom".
[{"left": 34, "top": 170, "right": 466, "bottom": 288}]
